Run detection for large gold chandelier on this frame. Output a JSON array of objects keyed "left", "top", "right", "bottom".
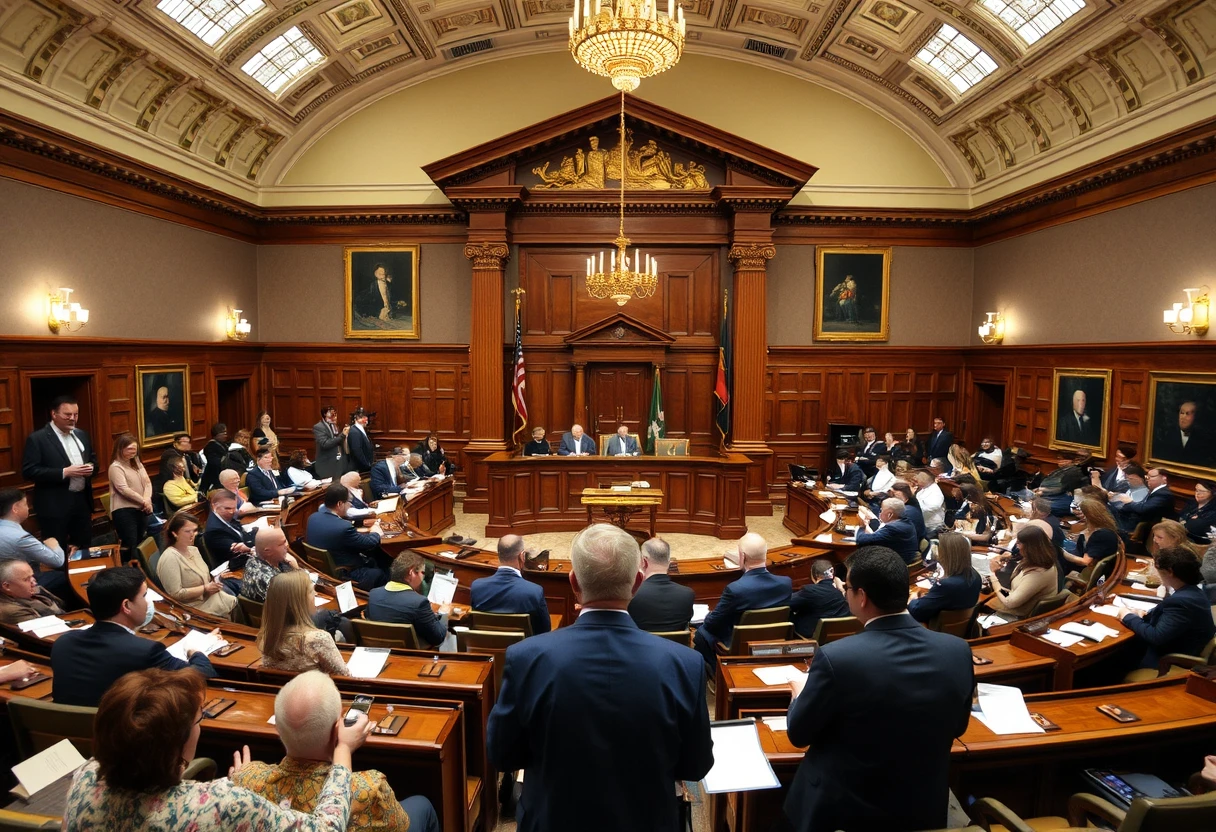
[{"left": 568, "top": 0, "right": 686, "bottom": 93}]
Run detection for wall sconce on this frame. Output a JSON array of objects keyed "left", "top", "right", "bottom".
[
  {"left": 225, "top": 308, "right": 251, "bottom": 341},
  {"left": 977, "top": 311, "right": 1005, "bottom": 345},
  {"left": 47, "top": 288, "right": 89, "bottom": 334},
  {"left": 1163, "top": 286, "right": 1209, "bottom": 336}
]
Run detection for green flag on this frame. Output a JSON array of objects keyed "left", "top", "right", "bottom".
[{"left": 645, "top": 369, "right": 665, "bottom": 454}]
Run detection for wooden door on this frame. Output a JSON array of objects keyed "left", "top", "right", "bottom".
[{"left": 589, "top": 365, "right": 649, "bottom": 441}]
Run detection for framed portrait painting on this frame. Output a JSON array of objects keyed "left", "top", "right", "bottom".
[
  {"left": 813, "top": 247, "right": 891, "bottom": 342},
  {"left": 344, "top": 245, "right": 420, "bottom": 339},
  {"left": 1146, "top": 372, "right": 1216, "bottom": 478},
  {"left": 136, "top": 365, "right": 189, "bottom": 447},
  {"left": 1049, "top": 369, "right": 1111, "bottom": 456}
]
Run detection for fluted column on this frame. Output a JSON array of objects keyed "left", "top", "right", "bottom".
[
  {"left": 573, "top": 363, "right": 587, "bottom": 429},
  {"left": 727, "top": 242, "right": 775, "bottom": 451},
  {"left": 464, "top": 241, "right": 511, "bottom": 449}
]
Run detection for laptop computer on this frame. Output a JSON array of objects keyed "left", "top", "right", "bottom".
[{"left": 788, "top": 464, "right": 818, "bottom": 483}]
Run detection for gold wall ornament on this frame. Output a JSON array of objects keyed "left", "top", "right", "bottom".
[
  {"left": 464, "top": 241, "right": 510, "bottom": 270},
  {"left": 532, "top": 129, "right": 710, "bottom": 190},
  {"left": 568, "top": 0, "right": 686, "bottom": 92},
  {"left": 728, "top": 244, "right": 776, "bottom": 270}
]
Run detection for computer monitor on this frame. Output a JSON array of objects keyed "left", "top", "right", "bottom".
[{"left": 788, "top": 463, "right": 818, "bottom": 483}]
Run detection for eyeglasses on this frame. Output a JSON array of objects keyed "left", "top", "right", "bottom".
[{"left": 193, "top": 713, "right": 205, "bottom": 726}]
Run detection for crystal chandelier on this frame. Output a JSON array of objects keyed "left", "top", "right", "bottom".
[
  {"left": 584, "top": 93, "right": 659, "bottom": 306},
  {"left": 568, "top": 0, "right": 685, "bottom": 93}
]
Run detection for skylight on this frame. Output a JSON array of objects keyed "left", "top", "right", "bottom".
[
  {"left": 915, "top": 25, "right": 998, "bottom": 95},
  {"left": 241, "top": 27, "right": 325, "bottom": 95},
  {"left": 156, "top": 0, "right": 265, "bottom": 47},
  {"left": 979, "top": 0, "right": 1085, "bottom": 45}
]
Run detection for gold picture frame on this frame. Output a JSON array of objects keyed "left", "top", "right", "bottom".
[
  {"left": 1145, "top": 371, "right": 1216, "bottom": 479},
  {"left": 813, "top": 247, "right": 891, "bottom": 342},
  {"left": 1049, "top": 368, "right": 1111, "bottom": 457},
  {"left": 135, "top": 364, "right": 190, "bottom": 448},
  {"left": 344, "top": 245, "right": 420, "bottom": 339}
]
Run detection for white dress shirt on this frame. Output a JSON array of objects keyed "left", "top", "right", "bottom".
[
  {"left": 55, "top": 425, "right": 86, "bottom": 492},
  {"left": 918, "top": 483, "right": 946, "bottom": 531}
]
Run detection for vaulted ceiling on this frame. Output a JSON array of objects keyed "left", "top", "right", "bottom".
[{"left": 0, "top": 0, "right": 1214, "bottom": 202}]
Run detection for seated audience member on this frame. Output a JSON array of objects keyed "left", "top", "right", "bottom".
[
  {"left": 605, "top": 424, "right": 640, "bottom": 457},
  {"left": 1202, "top": 542, "right": 1216, "bottom": 588},
  {"left": 855, "top": 498, "right": 920, "bottom": 564},
  {"left": 1180, "top": 479, "right": 1216, "bottom": 545},
  {"left": 240, "top": 526, "right": 300, "bottom": 602},
  {"left": 912, "top": 471, "right": 947, "bottom": 537},
  {"left": 985, "top": 526, "right": 1059, "bottom": 620},
  {"left": 826, "top": 448, "right": 864, "bottom": 491},
  {"left": 523, "top": 426, "right": 552, "bottom": 456},
  {"left": 790, "top": 558, "right": 849, "bottom": 638},
  {"left": 973, "top": 438, "right": 1003, "bottom": 476},
  {"left": 198, "top": 422, "right": 228, "bottom": 494},
  {"left": 854, "top": 427, "right": 886, "bottom": 477},
  {"left": 694, "top": 533, "right": 792, "bottom": 666},
  {"left": 160, "top": 433, "right": 203, "bottom": 485},
  {"left": 51, "top": 566, "right": 216, "bottom": 706},
  {"left": 204, "top": 489, "right": 257, "bottom": 567},
  {"left": 628, "top": 537, "right": 695, "bottom": 632},
  {"left": 1122, "top": 547, "right": 1216, "bottom": 669},
  {"left": 402, "top": 452, "right": 432, "bottom": 481},
  {"left": 470, "top": 534, "right": 551, "bottom": 635},
  {"left": 1034, "top": 453, "right": 1090, "bottom": 516},
  {"left": 414, "top": 431, "right": 454, "bottom": 475},
  {"left": 225, "top": 429, "right": 256, "bottom": 473},
  {"left": 286, "top": 449, "right": 318, "bottom": 487},
  {"left": 1090, "top": 446, "right": 1136, "bottom": 497},
  {"left": 214, "top": 469, "right": 255, "bottom": 516},
  {"left": 305, "top": 484, "right": 386, "bottom": 590},
  {"left": 889, "top": 481, "right": 926, "bottom": 544},
  {"left": 339, "top": 472, "right": 376, "bottom": 522},
  {"left": 258, "top": 570, "right": 348, "bottom": 675},
  {"left": 62, "top": 667, "right": 359, "bottom": 832},
  {"left": 1110, "top": 466, "right": 1174, "bottom": 533},
  {"left": 157, "top": 514, "right": 238, "bottom": 619},
  {"left": 862, "top": 455, "right": 896, "bottom": 507},
  {"left": 162, "top": 458, "right": 200, "bottom": 511},
  {"left": 898, "top": 427, "right": 924, "bottom": 465},
  {"left": 232, "top": 671, "right": 437, "bottom": 832},
  {"left": 946, "top": 444, "right": 982, "bottom": 484},
  {"left": 557, "top": 423, "right": 596, "bottom": 456},
  {"left": 1063, "top": 498, "right": 1122, "bottom": 575},
  {"left": 367, "top": 552, "right": 450, "bottom": 649},
  {"left": 0, "top": 557, "right": 64, "bottom": 624},
  {"left": 0, "top": 487, "right": 68, "bottom": 596},
  {"left": 247, "top": 447, "right": 296, "bottom": 504},
  {"left": 908, "top": 532, "right": 982, "bottom": 624},
  {"left": 1151, "top": 519, "right": 1200, "bottom": 556},
  {"left": 369, "top": 448, "right": 410, "bottom": 498},
  {"left": 952, "top": 484, "right": 1000, "bottom": 544},
  {"left": 347, "top": 409, "right": 375, "bottom": 474},
  {"left": 108, "top": 433, "right": 153, "bottom": 564}
]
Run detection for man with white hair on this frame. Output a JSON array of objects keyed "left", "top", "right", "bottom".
[
  {"left": 853, "top": 498, "right": 919, "bottom": 564},
  {"left": 693, "top": 532, "right": 792, "bottom": 668},
  {"left": 0, "top": 558, "right": 65, "bottom": 625},
  {"left": 339, "top": 472, "right": 375, "bottom": 522},
  {"left": 487, "top": 523, "right": 713, "bottom": 832},
  {"left": 557, "top": 423, "right": 595, "bottom": 456},
  {"left": 232, "top": 670, "right": 438, "bottom": 831},
  {"left": 216, "top": 468, "right": 257, "bottom": 517}
]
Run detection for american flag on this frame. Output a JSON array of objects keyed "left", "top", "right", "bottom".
[{"left": 511, "top": 301, "right": 527, "bottom": 445}]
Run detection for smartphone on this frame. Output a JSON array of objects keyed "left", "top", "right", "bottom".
[
  {"left": 344, "top": 694, "right": 374, "bottom": 726},
  {"left": 1096, "top": 704, "right": 1140, "bottom": 723},
  {"left": 213, "top": 643, "right": 244, "bottom": 658},
  {"left": 971, "top": 654, "right": 993, "bottom": 666},
  {"left": 201, "top": 697, "right": 236, "bottom": 718},
  {"left": 1030, "top": 712, "right": 1061, "bottom": 731}
]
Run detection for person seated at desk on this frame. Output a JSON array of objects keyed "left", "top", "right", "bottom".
[
  {"left": 951, "top": 483, "right": 1000, "bottom": 545},
  {"left": 862, "top": 455, "right": 896, "bottom": 509},
  {"left": 0, "top": 486, "right": 68, "bottom": 597},
  {"left": 470, "top": 534, "right": 551, "bottom": 635},
  {"left": 51, "top": 566, "right": 217, "bottom": 707},
  {"left": 523, "top": 426, "right": 552, "bottom": 456},
  {"left": 1110, "top": 466, "right": 1174, "bottom": 533},
  {"left": 790, "top": 558, "right": 848, "bottom": 638},
  {"left": 0, "top": 557, "right": 64, "bottom": 624},
  {"left": 1179, "top": 479, "right": 1216, "bottom": 545},
  {"left": 628, "top": 537, "right": 695, "bottom": 632},
  {"left": 1151, "top": 519, "right": 1201, "bottom": 558},
  {"left": 157, "top": 514, "right": 238, "bottom": 619},
  {"left": 217, "top": 469, "right": 258, "bottom": 517},
  {"left": 62, "top": 667, "right": 359, "bottom": 832},
  {"left": 160, "top": 432, "right": 203, "bottom": 485},
  {"left": 1034, "top": 452, "right": 1090, "bottom": 517},
  {"left": 1089, "top": 445, "right": 1136, "bottom": 498},
  {"left": 246, "top": 447, "right": 296, "bottom": 505},
  {"left": 605, "top": 424, "right": 639, "bottom": 457},
  {"left": 339, "top": 472, "right": 376, "bottom": 524},
  {"left": 162, "top": 458, "right": 200, "bottom": 512},
  {"left": 242, "top": 527, "right": 354, "bottom": 642},
  {"left": 557, "top": 423, "right": 596, "bottom": 456},
  {"left": 908, "top": 532, "right": 982, "bottom": 624},
  {"left": 204, "top": 489, "right": 257, "bottom": 569},
  {"left": 258, "top": 570, "right": 348, "bottom": 676},
  {"left": 889, "top": 481, "right": 926, "bottom": 544},
  {"left": 694, "top": 533, "right": 792, "bottom": 667},
  {"left": 414, "top": 431, "right": 455, "bottom": 475},
  {"left": 984, "top": 525, "right": 1058, "bottom": 620},
  {"left": 1122, "top": 546, "right": 1216, "bottom": 669},
  {"left": 1063, "top": 498, "right": 1122, "bottom": 576},
  {"left": 855, "top": 498, "right": 920, "bottom": 564},
  {"left": 232, "top": 670, "right": 438, "bottom": 832},
  {"left": 369, "top": 447, "right": 409, "bottom": 499},
  {"left": 402, "top": 452, "right": 433, "bottom": 482},
  {"left": 826, "top": 448, "right": 864, "bottom": 491},
  {"left": 367, "top": 552, "right": 450, "bottom": 650},
  {"left": 974, "top": 437, "right": 1003, "bottom": 478},
  {"left": 286, "top": 449, "right": 320, "bottom": 489},
  {"left": 305, "top": 483, "right": 386, "bottom": 590},
  {"left": 946, "top": 444, "right": 983, "bottom": 484}
]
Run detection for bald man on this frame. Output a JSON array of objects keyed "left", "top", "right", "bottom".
[
  {"left": 694, "top": 533, "right": 792, "bottom": 667},
  {"left": 469, "top": 534, "right": 551, "bottom": 635},
  {"left": 239, "top": 526, "right": 299, "bottom": 604},
  {"left": 217, "top": 469, "right": 257, "bottom": 517},
  {"left": 558, "top": 424, "right": 595, "bottom": 456},
  {"left": 339, "top": 472, "right": 375, "bottom": 522}
]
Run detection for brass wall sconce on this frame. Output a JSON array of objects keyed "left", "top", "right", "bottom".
[
  {"left": 1163, "top": 287, "right": 1209, "bottom": 336},
  {"left": 226, "top": 308, "right": 251, "bottom": 340},
  {"left": 48, "top": 288, "right": 89, "bottom": 334},
  {"left": 977, "top": 311, "right": 1005, "bottom": 345}
]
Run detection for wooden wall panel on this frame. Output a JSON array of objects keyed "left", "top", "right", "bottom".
[{"left": 0, "top": 370, "right": 16, "bottom": 481}]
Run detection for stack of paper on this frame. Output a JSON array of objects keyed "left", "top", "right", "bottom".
[
  {"left": 167, "top": 629, "right": 229, "bottom": 661},
  {"left": 1042, "top": 629, "right": 1086, "bottom": 647},
  {"left": 1059, "top": 620, "right": 1121, "bottom": 642},
  {"left": 348, "top": 646, "right": 390, "bottom": 679},
  {"left": 761, "top": 716, "right": 787, "bottom": 732},
  {"left": 242, "top": 515, "right": 270, "bottom": 533},
  {"left": 375, "top": 496, "right": 399, "bottom": 514},
  {"left": 701, "top": 721, "right": 781, "bottom": 794},
  {"left": 314, "top": 596, "right": 329, "bottom": 607},
  {"left": 752, "top": 665, "right": 807, "bottom": 687},
  {"left": 915, "top": 578, "right": 934, "bottom": 590},
  {"left": 972, "top": 683, "right": 1045, "bottom": 735},
  {"left": 1117, "top": 596, "right": 1160, "bottom": 613},
  {"left": 691, "top": 604, "right": 710, "bottom": 625},
  {"left": 1090, "top": 604, "right": 1123, "bottom": 618},
  {"left": 427, "top": 572, "right": 459, "bottom": 606},
  {"left": 818, "top": 509, "right": 837, "bottom": 524}
]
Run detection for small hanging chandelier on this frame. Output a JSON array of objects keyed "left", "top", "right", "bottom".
[{"left": 568, "top": 0, "right": 685, "bottom": 93}]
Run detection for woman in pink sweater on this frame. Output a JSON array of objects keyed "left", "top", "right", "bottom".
[{"left": 108, "top": 433, "right": 153, "bottom": 563}]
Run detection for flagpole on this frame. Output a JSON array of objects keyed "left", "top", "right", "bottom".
[{"left": 510, "top": 287, "right": 527, "bottom": 450}]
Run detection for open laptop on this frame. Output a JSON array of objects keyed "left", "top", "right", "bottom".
[{"left": 788, "top": 464, "right": 818, "bottom": 483}]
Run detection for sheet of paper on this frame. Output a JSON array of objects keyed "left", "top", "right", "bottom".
[
  {"left": 752, "top": 665, "right": 807, "bottom": 687},
  {"left": 375, "top": 496, "right": 399, "bottom": 514},
  {"left": 814, "top": 533, "right": 834, "bottom": 543},
  {"left": 439, "top": 550, "right": 459, "bottom": 559},
  {"left": 314, "top": 596, "right": 329, "bottom": 606},
  {"left": 761, "top": 716, "right": 787, "bottom": 733},
  {"left": 242, "top": 515, "right": 270, "bottom": 533},
  {"left": 210, "top": 560, "right": 230, "bottom": 578},
  {"left": 31, "top": 619, "right": 70, "bottom": 638},
  {"left": 67, "top": 563, "right": 107, "bottom": 574},
  {"left": 308, "top": 571, "right": 320, "bottom": 584},
  {"left": 701, "top": 722, "right": 782, "bottom": 794},
  {"left": 818, "top": 510, "right": 837, "bottom": 524},
  {"left": 972, "top": 683, "right": 1045, "bottom": 736},
  {"left": 348, "top": 646, "right": 390, "bottom": 679},
  {"left": 610, "top": 485, "right": 631, "bottom": 492},
  {"left": 1090, "top": 604, "right": 1123, "bottom": 618},
  {"left": 428, "top": 572, "right": 459, "bottom": 606},
  {"left": 11, "top": 738, "right": 87, "bottom": 797},
  {"left": 1116, "top": 596, "right": 1160, "bottom": 613},
  {"left": 1131, "top": 582, "right": 1151, "bottom": 591},
  {"left": 17, "top": 614, "right": 63, "bottom": 633},
  {"left": 816, "top": 491, "right": 835, "bottom": 499},
  {"left": 1059, "top": 621, "right": 1121, "bottom": 642},
  {"left": 166, "top": 629, "right": 229, "bottom": 661},
  {"left": 146, "top": 588, "right": 164, "bottom": 602},
  {"left": 335, "top": 580, "right": 358, "bottom": 613},
  {"left": 915, "top": 578, "right": 933, "bottom": 589},
  {"left": 1042, "top": 629, "right": 1086, "bottom": 647},
  {"left": 971, "top": 554, "right": 993, "bottom": 576},
  {"left": 977, "top": 613, "right": 1013, "bottom": 630},
  {"left": 691, "top": 603, "right": 710, "bottom": 625}
]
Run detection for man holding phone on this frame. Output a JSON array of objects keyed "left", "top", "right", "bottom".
[{"left": 22, "top": 396, "right": 96, "bottom": 552}]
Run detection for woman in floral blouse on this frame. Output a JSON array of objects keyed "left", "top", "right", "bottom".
[
  {"left": 63, "top": 667, "right": 358, "bottom": 831},
  {"left": 258, "top": 569, "right": 349, "bottom": 675}
]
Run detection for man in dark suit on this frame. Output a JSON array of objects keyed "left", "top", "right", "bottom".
[
  {"left": 487, "top": 523, "right": 714, "bottom": 832},
  {"left": 557, "top": 424, "right": 596, "bottom": 456},
  {"left": 199, "top": 422, "right": 229, "bottom": 495},
  {"left": 51, "top": 566, "right": 216, "bottom": 707},
  {"left": 1091, "top": 445, "right": 1134, "bottom": 497},
  {"left": 925, "top": 416, "right": 954, "bottom": 462},
  {"left": 694, "top": 533, "right": 793, "bottom": 667},
  {"left": 854, "top": 498, "right": 920, "bottom": 564},
  {"left": 790, "top": 559, "right": 849, "bottom": 638},
  {"left": 890, "top": 482, "right": 926, "bottom": 544},
  {"left": 470, "top": 534, "right": 551, "bottom": 635},
  {"left": 402, "top": 453, "right": 433, "bottom": 481},
  {"left": 246, "top": 447, "right": 296, "bottom": 505},
  {"left": 203, "top": 490, "right": 256, "bottom": 569},
  {"left": 306, "top": 483, "right": 386, "bottom": 589},
  {"left": 604, "top": 424, "right": 639, "bottom": 457},
  {"left": 21, "top": 396, "right": 96, "bottom": 551},
  {"left": 825, "top": 448, "right": 864, "bottom": 491},
  {"left": 339, "top": 472, "right": 376, "bottom": 522},
  {"left": 1121, "top": 547, "right": 1215, "bottom": 668},
  {"left": 854, "top": 426, "right": 887, "bottom": 477},
  {"left": 1111, "top": 467, "right": 1176, "bottom": 533},
  {"left": 347, "top": 408, "right": 375, "bottom": 473},
  {"left": 783, "top": 546, "right": 973, "bottom": 832},
  {"left": 1058, "top": 389, "right": 1100, "bottom": 446},
  {"left": 1155, "top": 401, "right": 1216, "bottom": 469},
  {"left": 312, "top": 406, "right": 349, "bottom": 480},
  {"left": 628, "top": 537, "right": 695, "bottom": 632},
  {"left": 369, "top": 448, "right": 409, "bottom": 499},
  {"left": 159, "top": 433, "right": 202, "bottom": 485},
  {"left": 367, "top": 552, "right": 450, "bottom": 649}
]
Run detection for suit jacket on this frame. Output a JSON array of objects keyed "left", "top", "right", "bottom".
[
  {"left": 367, "top": 584, "right": 448, "bottom": 647},
  {"left": 470, "top": 567, "right": 551, "bottom": 635},
  {"left": 1100, "top": 466, "right": 1131, "bottom": 494},
  {"left": 790, "top": 580, "right": 850, "bottom": 638},
  {"left": 51, "top": 620, "right": 216, "bottom": 707},
  {"left": 312, "top": 420, "right": 347, "bottom": 479},
  {"left": 306, "top": 508, "right": 381, "bottom": 571},
  {"left": 854, "top": 518, "right": 920, "bottom": 564},
  {"left": 1117, "top": 485, "right": 1176, "bottom": 529},
  {"left": 199, "top": 439, "right": 226, "bottom": 494},
  {"left": 925, "top": 429, "right": 955, "bottom": 461},
  {"left": 369, "top": 459, "right": 402, "bottom": 499},
  {"left": 1180, "top": 499, "right": 1216, "bottom": 544},
  {"left": 908, "top": 569, "right": 983, "bottom": 623},
  {"left": 901, "top": 503, "right": 926, "bottom": 542},
  {"left": 487, "top": 610, "right": 713, "bottom": 832},
  {"left": 855, "top": 441, "right": 888, "bottom": 475},
  {"left": 347, "top": 426, "right": 375, "bottom": 473},
  {"left": 784, "top": 614, "right": 973, "bottom": 832},
  {"left": 203, "top": 512, "right": 256, "bottom": 567},
  {"left": 826, "top": 462, "right": 864, "bottom": 491},
  {"left": 699, "top": 568, "right": 793, "bottom": 644},
  {"left": 21, "top": 424, "right": 96, "bottom": 521},
  {"left": 246, "top": 466, "right": 290, "bottom": 505},
  {"left": 557, "top": 432, "right": 596, "bottom": 456},
  {"left": 1058, "top": 411, "right": 1100, "bottom": 447},
  {"left": 0, "top": 586, "right": 64, "bottom": 625},
  {"left": 1122, "top": 584, "right": 1216, "bottom": 668},
  {"left": 628, "top": 574, "right": 695, "bottom": 632},
  {"left": 605, "top": 434, "right": 640, "bottom": 456}
]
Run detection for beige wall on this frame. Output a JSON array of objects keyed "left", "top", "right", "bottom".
[
  {"left": 0, "top": 179, "right": 258, "bottom": 341},
  {"left": 972, "top": 182, "right": 1216, "bottom": 345},
  {"left": 768, "top": 245, "right": 973, "bottom": 346},
  {"left": 256, "top": 244, "right": 471, "bottom": 344}
]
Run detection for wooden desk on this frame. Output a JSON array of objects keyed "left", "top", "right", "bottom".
[
  {"left": 580, "top": 486, "right": 662, "bottom": 539},
  {"left": 1009, "top": 597, "right": 1144, "bottom": 689}
]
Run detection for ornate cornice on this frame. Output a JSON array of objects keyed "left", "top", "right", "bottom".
[
  {"left": 728, "top": 243, "right": 776, "bottom": 269},
  {"left": 464, "top": 241, "right": 510, "bottom": 269}
]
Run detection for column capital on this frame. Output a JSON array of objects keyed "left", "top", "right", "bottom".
[
  {"left": 464, "top": 242, "right": 510, "bottom": 270},
  {"left": 728, "top": 243, "right": 776, "bottom": 270}
]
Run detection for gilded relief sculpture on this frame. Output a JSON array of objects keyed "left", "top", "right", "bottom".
[{"left": 532, "top": 129, "right": 710, "bottom": 189}]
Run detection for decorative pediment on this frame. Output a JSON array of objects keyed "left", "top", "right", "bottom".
[{"left": 563, "top": 313, "right": 676, "bottom": 347}]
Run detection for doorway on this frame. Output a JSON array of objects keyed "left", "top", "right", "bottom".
[
  {"left": 29, "top": 374, "right": 95, "bottom": 442},
  {"left": 971, "top": 382, "right": 1007, "bottom": 447},
  {"left": 216, "top": 378, "right": 251, "bottom": 434},
  {"left": 589, "top": 364, "right": 650, "bottom": 441}
]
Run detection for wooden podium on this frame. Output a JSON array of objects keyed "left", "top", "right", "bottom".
[{"left": 580, "top": 486, "right": 663, "bottom": 541}]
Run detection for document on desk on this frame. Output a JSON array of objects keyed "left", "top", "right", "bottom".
[
  {"left": 1041, "top": 629, "right": 1086, "bottom": 648},
  {"left": 348, "top": 646, "right": 390, "bottom": 679},
  {"left": 242, "top": 516, "right": 270, "bottom": 533},
  {"left": 17, "top": 615, "right": 64, "bottom": 633},
  {"left": 701, "top": 720, "right": 781, "bottom": 794},
  {"left": 1059, "top": 621, "right": 1121, "bottom": 642},
  {"left": 1115, "top": 595, "right": 1160, "bottom": 613},
  {"left": 167, "top": 629, "right": 229, "bottom": 662},
  {"left": 1090, "top": 604, "right": 1124, "bottom": 618},
  {"left": 375, "top": 496, "right": 399, "bottom": 514},
  {"left": 691, "top": 604, "right": 710, "bottom": 625},
  {"left": 971, "top": 554, "right": 993, "bottom": 576},
  {"left": 11, "top": 738, "right": 86, "bottom": 798},
  {"left": 977, "top": 613, "right": 1014, "bottom": 630},
  {"left": 752, "top": 665, "right": 808, "bottom": 687},
  {"left": 818, "top": 510, "right": 837, "bottom": 524},
  {"left": 335, "top": 581, "right": 358, "bottom": 613},
  {"left": 428, "top": 572, "right": 458, "bottom": 606},
  {"left": 972, "top": 683, "right": 1045, "bottom": 735}
]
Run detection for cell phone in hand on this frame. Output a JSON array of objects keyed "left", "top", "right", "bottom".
[{"left": 344, "top": 694, "right": 374, "bottom": 726}]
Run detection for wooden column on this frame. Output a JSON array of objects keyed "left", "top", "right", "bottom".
[
  {"left": 727, "top": 242, "right": 775, "bottom": 452},
  {"left": 573, "top": 362, "right": 587, "bottom": 429}
]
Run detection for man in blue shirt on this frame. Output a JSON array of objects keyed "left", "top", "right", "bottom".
[{"left": 0, "top": 488, "right": 68, "bottom": 597}]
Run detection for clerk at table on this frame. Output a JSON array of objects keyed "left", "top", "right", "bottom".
[
  {"left": 523, "top": 426, "right": 552, "bottom": 457},
  {"left": 557, "top": 424, "right": 596, "bottom": 456},
  {"left": 1121, "top": 546, "right": 1215, "bottom": 669},
  {"left": 604, "top": 424, "right": 639, "bottom": 457}
]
